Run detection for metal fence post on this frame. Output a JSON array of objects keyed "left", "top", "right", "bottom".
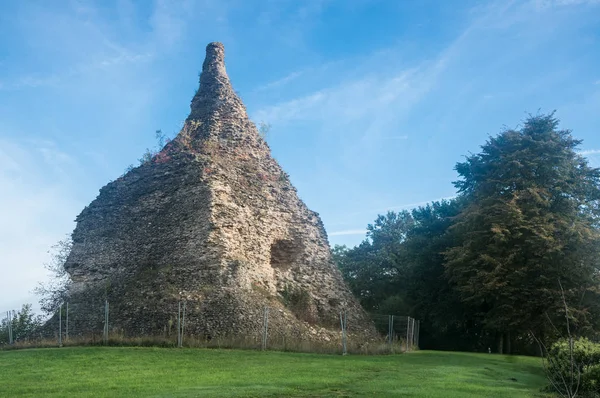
[
  {"left": 10, "top": 311, "right": 13, "bottom": 345},
  {"left": 59, "top": 304, "right": 63, "bottom": 347},
  {"left": 177, "top": 301, "right": 181, "bottom": 348},
  {"left": 411, "top": 318, "right": 416, "bottom": 348},
  {"left": 6, "top": 311, "right": 13, "bottom": 345},
  {"left": 406, "top": 317, "right": 410, "bottom": 352},
  {"left": 262, "top": 306, "right": 269, "bottom": 351},
  {"left": 388, "top": 315, "right": 392, "bottom": 345},
  {"left": 340, "top": 310, "right": 347, "bottom": 356},
  {"left": 66, "top": 302, "right": 69, "bottom": 342},
  {"left": 182, "top": 301, "right": 186, "bottom": 348},
  {"left": 103, "top": 300, "right": 109, "bottom": 345}
]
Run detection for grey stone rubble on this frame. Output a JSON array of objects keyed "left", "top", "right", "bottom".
[{"left": 63, "top": 42, "right": 375, "bottom": 343}]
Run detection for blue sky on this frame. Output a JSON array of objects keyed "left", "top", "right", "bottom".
[{"left": 1, "top": 0, "right": 599, "bottom": 312}]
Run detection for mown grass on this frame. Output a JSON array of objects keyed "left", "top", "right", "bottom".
[{"left": 0, "top": 347, "right": 551, "bottom": 397}]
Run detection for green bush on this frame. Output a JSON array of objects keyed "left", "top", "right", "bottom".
[{"left": 547, "top": 337, "right": 600, "bottom": 396}]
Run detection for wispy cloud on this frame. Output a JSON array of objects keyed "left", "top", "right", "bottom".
[
  {"left": 0, "top": 2, "right": 156, "bottom": 91},
  {"left": 0, "top": 0, "right": 222, "bottom": 93},
  {"left": 329, "top": 229, "right": 368, "bottom": 236},
  {"left": 579, "top": 149, "right": 600, "bottom": 156},
  {"left": 255, "top": 70, "right": 305, "bottom": 91},
  {"left": 0, "top": 50, "right": 154, "bottom": 91},
  {"left": 328, "top": 195, "right": 457, "bottom": 229},
  {"left": 253, "top": 59, "right": 341, "bottom": 93},
  {"left": 0, "top": 75, "right": 62, "bottom": 91},
  {"left": 0, "top": 138, "right": 83, "bottom": 311},
  {"left": 252, "top": 1, "right": 524, "bottom": 161},
  {"left": 380, "top": 196, "right": 457, "bottom": 213},
  {"left": 149, "top": 0, "right": 197, "bottom": 47},
  {"left": 253, "top": 64, "right": 437, "bottom": 128},
  {"left": 380, "top": 135, "right": 409, "bottom": 140},
  {"left": 533, "top": 0, "right": 600, "bottom": 8}
]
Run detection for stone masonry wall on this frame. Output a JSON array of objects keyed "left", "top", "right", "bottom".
[{"left": 62, "top": 42, "right": 375, "bottom": 342}]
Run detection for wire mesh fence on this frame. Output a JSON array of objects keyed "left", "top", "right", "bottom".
[
  {"left": 369, "top": 313, "right": 419, "bottom": 353},
  {"left": 1, "top": 302, "right": 420, "bottom": 355}
]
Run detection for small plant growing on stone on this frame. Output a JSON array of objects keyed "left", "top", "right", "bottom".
[
  {"left": 280, "top": 284, "right": 314, "bottom": 323},
  {"left": 278, "top": 172, "right": 289, "bottom": 183},
  {"left": 134, "top": 129, "right": 173, "bottom": 169}
]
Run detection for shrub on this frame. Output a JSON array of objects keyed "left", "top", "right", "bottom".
[{"left": 546, "top": 337, "right": 600, "bottom": 397}]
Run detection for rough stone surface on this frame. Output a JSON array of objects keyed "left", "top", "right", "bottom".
[{"left": 64, "top": 42, "right": 375, "bottom": 341}]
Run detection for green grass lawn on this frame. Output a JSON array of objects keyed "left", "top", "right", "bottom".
[{"left": 0, "top": 347, "right": 551, "bottom": 397}]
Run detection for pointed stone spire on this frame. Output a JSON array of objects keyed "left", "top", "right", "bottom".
[
  {"left": 59, "top": 41, "right": 377, "bottom": 343},
  {"left": 201, "top": 42, "right": 228, "bottom": 89},
  {"left": 188, "top": 42, "right": 247, "bottom": 121}
]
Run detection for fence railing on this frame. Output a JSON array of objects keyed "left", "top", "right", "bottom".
[{"left": 1, "top": 302, "right": 420, "bottom": 354}]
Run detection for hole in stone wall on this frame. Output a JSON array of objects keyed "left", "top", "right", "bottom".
[{"left": 270, "top": 239, "right": 301, "bottom": 270}]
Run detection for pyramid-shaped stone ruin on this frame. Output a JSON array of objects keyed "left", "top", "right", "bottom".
[{"left": 63, "top": 42, "right": 374, "bottom": 341}]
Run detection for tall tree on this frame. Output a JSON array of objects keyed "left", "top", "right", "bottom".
[
  {"left": 335, "top": 211, "right": 414, "bottom": 314},
  {"left": 446, "top": 114, "right": 600, "bottom": 353},
  {"left": 34, "top": 237, "right": 72, "bottom": 314},
  {"left": 402, "top": 199, "right": 486, "bottom": 350}
]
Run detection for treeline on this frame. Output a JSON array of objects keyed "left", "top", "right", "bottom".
[{"left": 334, "top": 114, "right": 600, "bottom": 354}]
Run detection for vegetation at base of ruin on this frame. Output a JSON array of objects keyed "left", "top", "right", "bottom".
[
  {"left": 0, "top": 333, "right": 397, "bottom": 355},
  {"left": 0, "top": 347, "right": 551, "bottom": 397},
  {"left": 250, "top": 280, "right": 272, "bottom": 298},
  {"left": 334, "top": 113, "right": 600, "bottom": 359},
  {"left": 279, "top": 284, "right": 314, "bottom": 323},
  {"left": 0, "top": 304, "right": 43, "bottom": 345}
]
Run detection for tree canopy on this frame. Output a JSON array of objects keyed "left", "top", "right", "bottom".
[{"left": 334, "top": 114, "right": 600, "bottom": 353}]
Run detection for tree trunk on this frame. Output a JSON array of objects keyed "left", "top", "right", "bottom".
[
  {"left": 504, "top": 331, "right": 511, "bottom": 355},
  {"left": 497, "top": 332, "right": 504, "bottom": 354},
  {"left": 535, "top": 331, "right": 544, "bottom": 357}
]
